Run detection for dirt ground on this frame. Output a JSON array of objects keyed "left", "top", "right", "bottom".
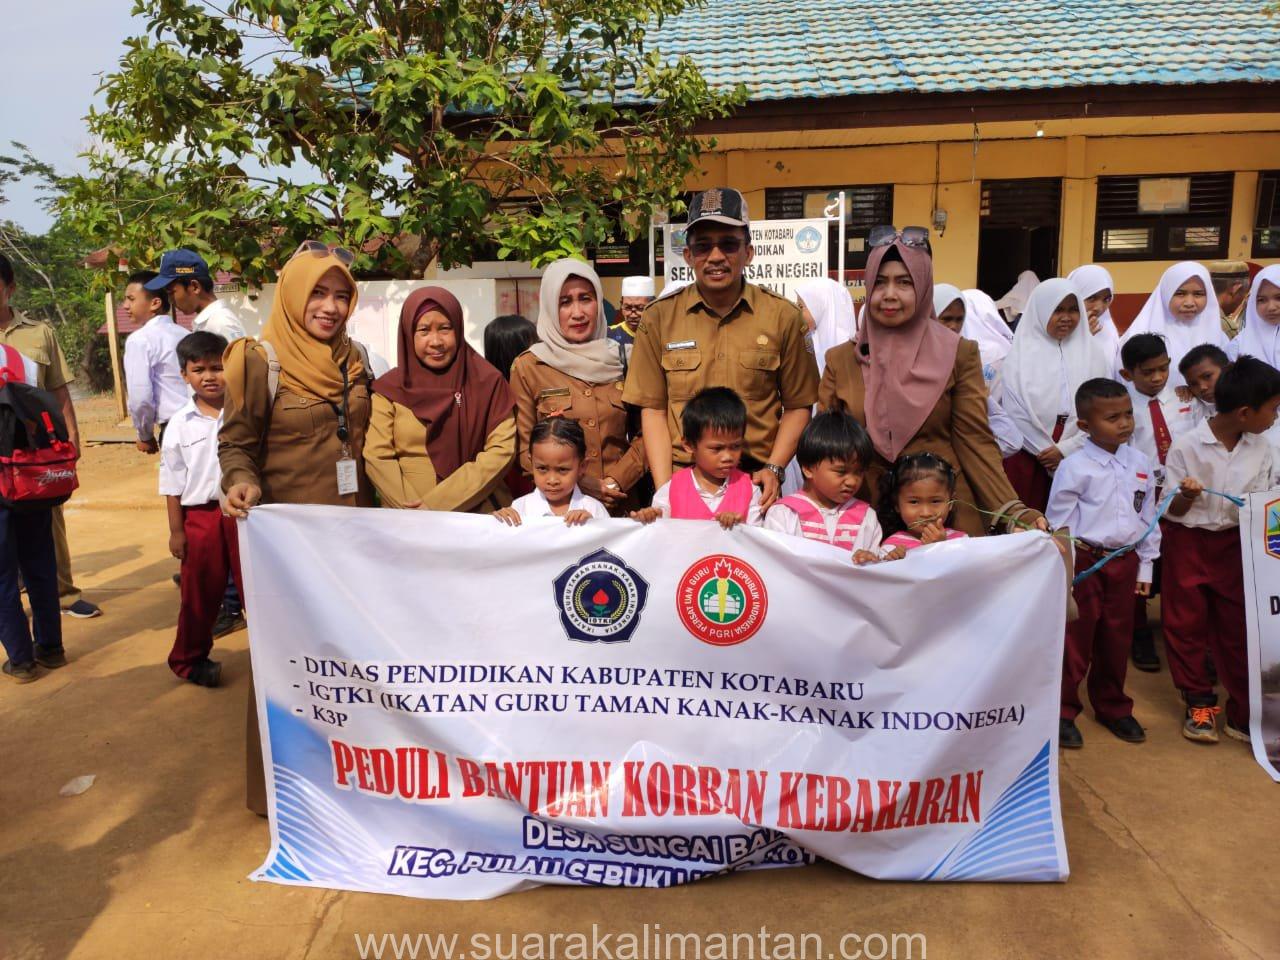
[{"left": 0, "top": 394, "right": 1276, "bottom": 960}]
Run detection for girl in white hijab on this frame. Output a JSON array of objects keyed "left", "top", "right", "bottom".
[
  {"left": 1117, "top": 262, "right": 1228, "bottom": 387},
  {"left": 995, "top": 270, "right": 1040, "bottom": 324},
  {"left": 796, "top": 277, "right": 856, "bottom": 375},
  {"left": 960, "top": 287, "right": 1015, "bottom": 379},
  {"left": 1068, "top": 264, "right": 1121, "bottom": 364},
  {"left": 1001, "top": 278, "right": 1111, "bottom": 509},
  {"left": 1230, "top": 264, "right": 1280, "bottom": 366},
  {"left": 932, "top": 283, "right": 1024, "bottom": 458}
]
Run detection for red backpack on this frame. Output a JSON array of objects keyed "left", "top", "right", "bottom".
[{"left": 0, "top": 344, "right": 78, "bottom": 510}]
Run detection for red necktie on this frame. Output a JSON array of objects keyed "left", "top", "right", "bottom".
[{"left": 1149, "top": 398, "right": 1172, "bottom": 465}]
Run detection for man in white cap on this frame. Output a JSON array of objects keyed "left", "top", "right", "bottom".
[{"left": 609, "top": 275, "right": 655, "bottom": 347}]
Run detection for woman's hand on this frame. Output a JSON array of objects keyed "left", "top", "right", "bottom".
[
  {"left": 595, "top": 477, "right": 627, "bottom": 508},
  {"left": 1036, "top": 446, "right": 1064, "bottom": 471},
  {"left": 493, "top": 507, "right": 522, "bottom": 526},
  {"left": 563, "top": 509, "right": 592, "bottom": 526},
  {"left": 630, "top": 507, "right": 662, "bottom": 524},
  {"left": 224, "top": 483, "right": 262, "bottom": 518}
]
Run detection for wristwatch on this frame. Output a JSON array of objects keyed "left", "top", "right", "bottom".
[{"left": 765, "top": 463, "right": 786, "bottom": 484}]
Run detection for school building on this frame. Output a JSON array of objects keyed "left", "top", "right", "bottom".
[{"left": 571, "top": 0, "right": 1280, "bottom": 325}]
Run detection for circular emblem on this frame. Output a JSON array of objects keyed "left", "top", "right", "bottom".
[
  {"left": 794, "top": 226, "right": 823, "bottom": 255},
  {"left": 553, "top": 549, "right": 649, "bottom": 643},
  {"left": 676, "top": 555, "right": 769, "bottom": 646}
]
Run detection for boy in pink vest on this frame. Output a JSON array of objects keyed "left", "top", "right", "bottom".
[
  {"left": 762, "top": 411, "right": 885, "bottom": 563},
  {"left": 637, "top": 387, "right": 761, "bottom": 528}
]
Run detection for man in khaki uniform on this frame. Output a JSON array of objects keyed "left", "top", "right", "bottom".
[
  {"left": 1210, "top": 260, "right": 1250, "bottom": 339},
  {"left": 622, "top": 188, "right": 819, "bottom": 510},
  {"left": 0, "top": 255, "right": 98, "bottom": 618}
]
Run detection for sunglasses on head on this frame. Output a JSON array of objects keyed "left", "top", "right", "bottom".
[
  {"left": 291, "top": 240, "right": 356, "bottom": 266},
  {"left": 686, "top": 236, "right": 747, "bottom": 258},
  {"left": 868, "top": 225, "right": 930, "bottom": 250}
]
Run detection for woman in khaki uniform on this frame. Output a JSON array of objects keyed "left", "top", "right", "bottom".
[
  {"left": 509, "top": 259, "right": 646, "bottom": 515},
  {"left": 365, "top": 287, "right": 516, "bottom": 512},
  {"left": 220, "top": 243, "right": 372, "bottom": 816},
  {"left": 819, "top": 236, "right": 1045, "bottom": 537}
]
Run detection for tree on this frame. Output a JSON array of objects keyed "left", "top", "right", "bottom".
[{"left": 64, "top": 0, "right": 742, "bottom": 285}]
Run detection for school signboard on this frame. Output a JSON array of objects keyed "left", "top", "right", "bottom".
[
  {"left": 663, "top": 219, "right": 828, "bottom": 301},
  {"left": 1238, "top": 493, "right": 1280, "bottom": 781},
  {"left": 241, "top": 507, "right": 1070, "bottom": 899}
]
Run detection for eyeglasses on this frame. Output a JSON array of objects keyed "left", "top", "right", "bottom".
[
  {"left": 291, "top": 240, "right": 356, "bottom": 266},
  {"left": 868, "top": 225, "right": 930, "bottom": 250},
  {"left": 687, "top": 237, "right": 747, "bottom": 258}
]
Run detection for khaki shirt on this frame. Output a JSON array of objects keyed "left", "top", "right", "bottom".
[
  {"left": 0, "top": 310, "right": 73, "bottom": 390},
  {"left": 621, "top": 282, "right": 819, "bottom": 465},
  {"left": 510, "top": 352, "right": 646, "bottom": 494}
]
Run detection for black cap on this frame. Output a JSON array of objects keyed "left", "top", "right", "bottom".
[{"left": 686, "top": 188, "right": 749, "bottom": 231}]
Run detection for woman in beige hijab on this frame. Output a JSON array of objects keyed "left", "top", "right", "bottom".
[
  {"left": 508, "top": 259, "right": 647, "bottom": 514},
  {"left": 218, "top": 242, "right": 373, "bottom": 816}
]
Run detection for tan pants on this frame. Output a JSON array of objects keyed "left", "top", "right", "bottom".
[{"left": 51, "top": 504, "right": 81, "bottom": 606}]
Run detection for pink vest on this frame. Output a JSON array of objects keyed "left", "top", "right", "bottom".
[
  {"left": 882, "top": 529, "right": 967, "bottom": 552},
  {"left": 668, "top": 467, "right": 753, "bottom": 520},
  {"left": 778, "top": 495, "right": 869, "bottom": 549}
]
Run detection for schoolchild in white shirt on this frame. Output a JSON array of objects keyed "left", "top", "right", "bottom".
[
  {"left": 1046, "top": 378, "right": 1159, "bottom": 749},
  {"left": 122, "top": 270, "right": 189, "bottom": 453},
  {"left": 495, "top": 417, "right": 609, "bottom": 525},
  {"left": 1178, "top": 344, "right": 1230, "bottom": 426}
]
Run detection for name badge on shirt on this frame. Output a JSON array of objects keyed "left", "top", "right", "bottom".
[
  {"left": 665, "top": 340, "right": 697, "bottom": 351},
  {"left": 336, "top": 457, "right": 359, "bottom": 496}
]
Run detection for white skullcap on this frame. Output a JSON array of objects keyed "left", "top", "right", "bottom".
[{"left": 620, "top": 276, "right": 655, "bottom": 298}]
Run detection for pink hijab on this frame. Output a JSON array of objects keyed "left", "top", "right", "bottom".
[{"left": 857, "top": 242, "right": 959, "bottom": 461}]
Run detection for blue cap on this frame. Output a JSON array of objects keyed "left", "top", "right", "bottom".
[{"left": 144, "top": 249, "right": 212, "bottom": 291}]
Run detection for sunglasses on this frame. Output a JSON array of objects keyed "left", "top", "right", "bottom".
[
  {"left": 687, "top": 237, "right": 747, "bottom": 258},
  {"left": 291, "top": 240, "right": 356, "bottom": 266},
  {"left": 868, "top": 225, "right": 930, "bottom": 249}
]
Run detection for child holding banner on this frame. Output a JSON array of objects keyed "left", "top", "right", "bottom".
[
  {"left": 763, "top": 411, "right": 884, "bottom": 564},
  {"left": 877, "top": 453, "right": 967, "bottom": 554},
  {"left": 640, "top": 387, "right": 761, "bottom": 529},
  {"left": 1046, "top": 378, "right": 1159, "bottom": 749},
  {"left": 494, "top": 417, "right": 609, "bottom": 525},
  {"left": 1163, "top": 357, "right": 1280, "bottom": 744}
]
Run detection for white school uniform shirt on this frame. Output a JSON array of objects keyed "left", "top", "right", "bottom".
[
  {"left": 1190, "top": 397, "right": 1214, "bottom": 425},
  {"left": 1046, "top": 439, "right": 1161, "bottom": 583},
  {"left": 158, "top": 398, "right": 224, "bottom": 505},
  {"left": 651, "top": 474, "right": 764, "bottom": 527},
  {"left": 762, "top": 493, "right": 884, "bottom": 552},
  {"left": 1125, "top": 382, "right": 1196, "bottom": 482},
  {"left": 123, "top": 315, "right": 189, "bottom": 440},
  {"left": 511, "top": 487, "right": 610, "bottom": 521},
  {"left": 1163, "top": 421, "right": 1275, "bottom": 531},
  {"left": 192, "top": 298, "right": 247, "bottom": 342}
]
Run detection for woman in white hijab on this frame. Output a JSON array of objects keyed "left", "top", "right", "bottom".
[
  {"left": 508, "top": 258, "right": 646, "bottom": 514},
  {"left": 1117, "top": 262, "right": 1228, "bottom": 387},
  {"left": 1230, "top": 264, "right": 1280, "bottom": 365},
  {"left": 1001, "top": 278, "right": 1111, "bottom": 510},
  {"left": 796, "top": 277, "right": 856, "bottom": 375},
  {"left": 1068, "top": 264, "right": 1121, "bottom": 364}
]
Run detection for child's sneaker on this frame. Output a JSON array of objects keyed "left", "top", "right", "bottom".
[
  {"left": 1182, "top": 705, "right": 1221, "bottom": 743},
  {"left": 1224, "top": 722, "right": 1250, "bottom": 744}
]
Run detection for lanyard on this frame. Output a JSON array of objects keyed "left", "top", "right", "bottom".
[{"left": 329, "top": 361, "right": 352, "bottom": 452}]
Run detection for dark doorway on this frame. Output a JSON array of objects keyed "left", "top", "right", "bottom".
[{"left": 977, "top": 178, "right": 1062, "bottom": 301}]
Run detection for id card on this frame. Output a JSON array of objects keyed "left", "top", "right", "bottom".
[{"left": 336, "top": 458, "right": 359, "bottom": 496}]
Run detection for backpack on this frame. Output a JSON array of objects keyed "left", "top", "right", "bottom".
[
  {"left": 258, "top": 338, "right": 371, "bottom": 403},
  {"left": 0, "top": 344, "right": 78, "bottom": 510}
]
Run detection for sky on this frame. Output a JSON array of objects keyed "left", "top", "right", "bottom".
[{"left": 0, "top": 2, "right": 143, "bottom": 232}]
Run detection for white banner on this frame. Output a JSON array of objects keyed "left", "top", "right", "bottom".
[
  {"left": 1238, "top": 493, "right": 1280, "bottom": 780},
  {"left": 663, "top": 219, "right": 829, "bottom": 301},
  {"left": 241, "top": 506, "right": 1069, "bottom": 899}
]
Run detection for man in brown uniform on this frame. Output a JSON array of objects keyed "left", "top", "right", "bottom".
[
  {"left": 622, "top": 188, "right": 819, "bottom": 510},
  {"left": 1210, "top": 260, "right": 1250, "bottom": 339},
  {"left": 0, "top": 255, "right": 99, "bottom": 618}
]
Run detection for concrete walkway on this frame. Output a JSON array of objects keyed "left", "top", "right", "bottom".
[{"left": 1, "top": 397, "right": 1275, "bottom": 960}]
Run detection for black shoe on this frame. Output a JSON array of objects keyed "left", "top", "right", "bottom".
[
  {"left": 1131, "top": 629, "right": 1160, "bottom": 672},
  {"left": 211, "top": 609, "right": 245, "bottom": 639},
  {"left": 1059, "top": 718, "right": 1083, "bottom": 749},
  {"left": 189, "top": 659, "right": 222, "bottom": 688},
  {"left": 172, "top": 573, "right": 181, "bottom": 587},
  {"left": 34, "top": 647, "right": 67, "bottom": 669},
  {"left": 3, "top": 660, "right": 39, "bottom": 683},
  {"left": 1101, "top": 715, "right": 1146, "bottom": 743}
]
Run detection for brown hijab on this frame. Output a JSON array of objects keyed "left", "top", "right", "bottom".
[
  {"left": 857, "top": 241, "right": 960, "bottom": 461},
  {"left": 372, "top": 286, "right": 515, "bottom": 480}
]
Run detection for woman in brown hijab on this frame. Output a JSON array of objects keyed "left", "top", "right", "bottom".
[
  {"left": 364, "top": 287, "right": 516, "bottom": 511},
  {"left": 219, "top": 243, "right": 373, "bottom": 816},
  {"left": 819, "top": 235, "right": 1045, "bottom": 536}
]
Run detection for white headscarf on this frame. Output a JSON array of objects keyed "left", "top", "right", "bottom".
[
  {"left": 1118, "top": 262, "right": 1227, "bottom": 386},
  {"left": 529, "top": 259, "right": 625, "bottom": 384},
  {"left": 1068, "top": 264, "right": 1120, "bottom": 363},
  {"left": 932, "top": 283, "right": 964, "bottom": 319},
  {"left": 1002, "top": 278, "right": 1110, "bottom": 453},
  {"left": 1232, "top": 264, "right": 1280, "bottom": 367},
  {"left": 657, "top": 278, "right": 690, "bottom": 300},
  {"left": 797, "top": 277, "right": 856, "bottom": 374},
  {"left": 957, "top": 288, "right": 1014, "bottom": 375},
  {"left": 995, "top": 270, "right": 1040, "bottom": 319}
]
